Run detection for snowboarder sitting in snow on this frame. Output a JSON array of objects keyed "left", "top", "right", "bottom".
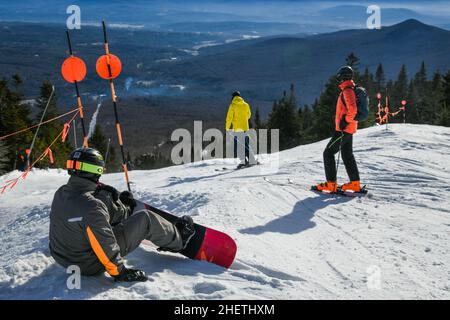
[
  {"left": 49, "top": 147, "right": 195, "bottom": 282},
  {"left": 226, "top": 91, "right": 257, "bottom": 169},
  {"left": 315, "top": 66, "right": 362, "bottom": 193}
]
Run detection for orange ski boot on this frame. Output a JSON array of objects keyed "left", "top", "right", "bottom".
[
  {"left": 340, "top": 181, "right": 361, "bottom": 193},
  {"left": 313, "top": 181, "right": 338, "bottom": 193}
]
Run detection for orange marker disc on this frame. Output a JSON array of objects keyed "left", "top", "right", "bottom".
[
  {"left": 61, "top": 56, "right": 87, "bottom": 83},
  {"left": 96, "top": 54, "right": 122, "bottom": 80}
]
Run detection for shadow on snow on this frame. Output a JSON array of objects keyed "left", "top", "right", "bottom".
[{"left": 239, "top": 195, "right": 353, "bottom": 235}]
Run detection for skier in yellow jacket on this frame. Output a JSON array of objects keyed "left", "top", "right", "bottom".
[{"left": 226, "top": 91, "right": 257, "bottom": 169}]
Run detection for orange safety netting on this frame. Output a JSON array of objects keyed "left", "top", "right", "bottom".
[
  {"left": 376, "top": 102, "right": 406, "bottom": 125},
  {"left": 0, "top": 108, "right": 78, "bottom": 141},
  {"left": 0, "top": 110, "right": 79, "bottom": 195}
]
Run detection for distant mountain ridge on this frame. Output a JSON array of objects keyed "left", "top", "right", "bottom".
[{"left": 157, "top": 19, "right": 450, "bottom": 104}]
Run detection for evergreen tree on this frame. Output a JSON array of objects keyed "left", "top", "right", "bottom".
[
  {"left": 345, "top": 53, "right": 361, "bottom": 83},
  {"left": 267, "top": 85, "right": 301, "bottom": 150},
  {"left": 346, "top": 52, "right": 360, "bottom": 73},
  {"left": 374, "top": 63, "right": 386, "bottom": 93},
  {"left": 415, "top": 61, "right": 428, "bottom": 87},
  {"left": 288, "top": 83, "right": 297, "bottom": 106},
  {"left": 360, "top": 67, "right": 371, "bottom": 88},
  {"left": 33, "top": 81, "right": 70, "bottom": 168},
  {"left": 89, "top": 125, "right": 116, "bottom": 172},
  {"left": 89, "top": 125, "right": 108, "bottom": 155},
  {"left": 0, "top": 140, "right": 9, "bottom": 175},
  {"left": 443, "top": 70, "right": 450, "bottom": 111},
  {"left": 407, "top": 80, "right": 421, "bottom": 124},
  {"left": 311, "top": 75, "right": 340, "bottom": 140},
  {"left": 298, "top": 104, "right": 314, "bottom": 144},
  {"left": 413, "top": 61, "right": 430, "bottom": 123},
  {"left": 437, "top": 102, "right": 450, "bottom": 126},
  {"left": 391, "top": 65, "right": 409, "bottom": 123},
  {"left": 430, "top": 70, "right": 445, "bottom": 124},
  {"left": 0, "top": 76, "right": 32, "bottom": 170},
  {"left": 12, "top": 74, "right": 23, "bottom": 87},
  {"left": 254, "top": 107, "right": 263, "bottom": 129},
  {"left": 358, "top": 66, "right": 377, "bottom": 128},
  {"left": 126, "top": 151, "right": 133, "bottom": 170},
  {"left": 133, "top": 152, "right": 172, "bottom": 170}
]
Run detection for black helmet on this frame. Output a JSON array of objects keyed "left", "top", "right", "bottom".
[
  {"left": 336, "top": 66, "right": 354, "bottom": 82},
  {"left": 67, "top": 147, "right": 105, "bottom": 182},
  {"left": 232, "top": 91, "right": 241, "bottom": 98}
]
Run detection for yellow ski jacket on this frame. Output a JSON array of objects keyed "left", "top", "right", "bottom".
[{"left": 226, "top": 96, "right": 251, "bottom": 132}]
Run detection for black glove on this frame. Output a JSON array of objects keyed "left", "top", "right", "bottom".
[
  {"left": 113, "top": 268, "right": 148, "bottom": 282},
  {"left": 96, "top": 184, "right": 120, "bottom": 202},
  {"left": 119, "top": 191, "right": 137, "bottom": 212},
  {"left": 339, "top": 117, "right": 349, "bottom": 131}
]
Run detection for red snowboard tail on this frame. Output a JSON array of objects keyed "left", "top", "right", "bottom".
[{"left": 195, "top": 228, "right": 237, "bottom": 269}]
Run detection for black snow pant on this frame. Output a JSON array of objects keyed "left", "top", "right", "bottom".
[
  {"left": 323, "top": 131, "right": 360, "bottom": 182},
  {"left": 112, "top": 210, "right": 183, "bottom": 257}
]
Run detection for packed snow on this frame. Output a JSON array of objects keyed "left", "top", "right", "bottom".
[{"left": 0, "top": 124, "right": 449, "bottom": 300}]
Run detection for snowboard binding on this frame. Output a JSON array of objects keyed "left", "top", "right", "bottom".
[
  {"left": 311, "top": 184, "right": 368, "bottom": 197},
  {"left": 158, "top": 215, "right": 196, "bottom": 253},
  {"left": 337, "top": 185, "right": 368, "bottom": 196}
]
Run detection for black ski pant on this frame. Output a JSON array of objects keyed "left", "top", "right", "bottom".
[
  {"left": 112, "top": 210, "right": 183, "bottom": 257},
  {"left": 323, "top": 131, "right": 360, "bottom": 182}
]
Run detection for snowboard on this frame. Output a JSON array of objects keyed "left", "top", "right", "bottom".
[
  {"left": 310, "top": 185, "right": 369, "bottom": 198},
  {"left": 135, "top": 200, "right": 237, "bottom": 269}
]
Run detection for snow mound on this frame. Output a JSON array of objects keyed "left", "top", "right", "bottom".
[{"left": 1, "top": 124, "right": 450, "bottom": 299}]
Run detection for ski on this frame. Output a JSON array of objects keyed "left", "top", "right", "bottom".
[{"left": 135, "top": 200, "right": 237, "bottom": 269}]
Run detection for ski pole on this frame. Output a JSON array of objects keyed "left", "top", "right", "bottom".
[
  {"left": 64, "top": 30, "right": 89, "bottom": 148},
  {"left": 73, "top": 119, "right": 78, "bottom": 148},
  {"left": 100, "top": 21, "right": 131, "bottom": 191},
  {"left": 104, "top": 137, "right": 111, "bottom": 167},
  {"left": 335, "top": 131, "right": 344, "bottom": 182},
  {"left": 26, "top": 85, "right": 55, "bottom": 167}
]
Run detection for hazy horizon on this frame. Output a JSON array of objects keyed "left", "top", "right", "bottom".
[{"left": 1, "top": 0, "right": 449, "bottom": 31}]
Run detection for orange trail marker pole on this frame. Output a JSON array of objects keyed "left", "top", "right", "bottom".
[
  {"left": 376, "top": 92, "right": 382, "bottom": 125},
  {"left": 65, "top": 30, "right": 88, "bottom": 148},
  {"left": 401, "top": 100, "right": 407, "bottom": 124},
  {"left": 100, "top": 21, "right": 131, "bottom": 191},
  {"left": 385, "top": 89, "right": 389, "bottom": 131}
]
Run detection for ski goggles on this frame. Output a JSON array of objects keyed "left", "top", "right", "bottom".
[{"left": 67, "top": 160, "right": 104, "bottom": 175}]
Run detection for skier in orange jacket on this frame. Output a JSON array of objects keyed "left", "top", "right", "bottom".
[{"left": 315, "top": 66, "right": 362, "bottom": 193}]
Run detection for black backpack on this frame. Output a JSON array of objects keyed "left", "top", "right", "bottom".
[{"left": 341, "top": 85, "right": 370, "bottom": 122}]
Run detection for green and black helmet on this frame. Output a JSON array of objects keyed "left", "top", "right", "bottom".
[{"left": 67, "top": 147, "right": 105, "bottom": 182}]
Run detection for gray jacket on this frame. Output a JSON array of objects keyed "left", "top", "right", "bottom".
[
  {"left": 49, "top": 175, "right": 125, "bottom": 276},
  {"left": 94, "top": 185, "right": 132, "bottom": 227}
]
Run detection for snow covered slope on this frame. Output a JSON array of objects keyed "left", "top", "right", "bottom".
[{"left": 1, "top": 124, "right": 449, "bottom": 300}]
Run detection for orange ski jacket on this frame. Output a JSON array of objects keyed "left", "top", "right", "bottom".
[{"left": 335, "top": 80, "right": 358, "bottom": 134}]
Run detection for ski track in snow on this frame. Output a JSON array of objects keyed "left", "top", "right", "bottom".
[
  {"left": 0, "top": 124, "right": 450, "bottom": 299},
  {"left": 87, "top": 95, "right": 106, "bottom": 140}
]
